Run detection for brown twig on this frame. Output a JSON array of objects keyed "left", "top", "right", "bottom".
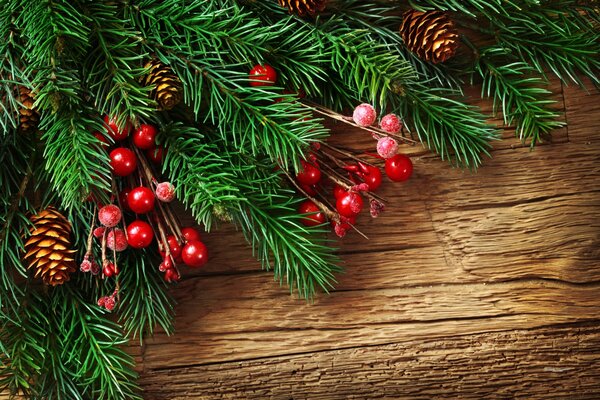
[{"left": 301, "top": 100, "right": 417, "bottom": 145}]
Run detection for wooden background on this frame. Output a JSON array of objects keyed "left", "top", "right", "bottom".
[{"left": 136, "top": 78, "right": 600, "bottom": 399}]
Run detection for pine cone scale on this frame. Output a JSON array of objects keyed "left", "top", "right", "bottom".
[
  {"left": 278, "top": 0, "right": 327, "bottom": 17},
  {"left": 142, "top": 60, "right": 183, "bottom": 111}
]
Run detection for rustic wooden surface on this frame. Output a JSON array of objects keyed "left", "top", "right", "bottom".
[{"left": 137, "top": 78, "right": 600, "bottom": 399}]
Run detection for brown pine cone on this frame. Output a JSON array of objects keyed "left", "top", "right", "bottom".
[
  {"left": 23, "top": 207, "right": 77, "bottom": 286},
  {"left": 277, "top": 0, "right": 327, "bottom": 17},
  {"left": 142, "top": 60, "right": 183, "bottom": 111},
  {"left": 18, "top": 86, "right": 40, "bottom": 134},
  {"left": 400, "top": 10, "right": 459, "bottom": 64}
]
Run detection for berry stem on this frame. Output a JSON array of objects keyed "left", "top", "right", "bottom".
[
  {"left": 301, "top": 100, "right": 417, "bottom": 145},
  {"left": 154, "top": 213, "right": 181, "bottom": 277},
  {"left": 132, "top": 146, "right": 184, "bottom": 242},
  {"left": 85, "top": 206, "right": 97, "bottom": 257},
  {"left": 279, "top": 164, "right": 339, "bottom": 222},
  {"left": 320, "top": 142, "right": 377, "bottom": 168}
]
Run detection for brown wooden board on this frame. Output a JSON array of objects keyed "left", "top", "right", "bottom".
[{"left": 135, "top": 81, "right": 600, "bottom": 398}]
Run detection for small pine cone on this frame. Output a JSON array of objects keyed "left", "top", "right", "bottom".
[
  {"left": 400, "top": 10, "right": 459, "bottom": 64},
  {"left": 23, "top": 207, "right": 77, "bottom": 286},
  {"left": 277, "top": 0, "right": 327, "bottom": 17},
  {"left": 142, "top": 60, "right": 183, "bottom": 110},
  {"left": 18, "top": 86, "right": 40, "bottom": 134}
]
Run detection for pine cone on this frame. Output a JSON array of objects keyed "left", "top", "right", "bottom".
[
  {"left": 400, "top": 10, "right": 459, "bottom": 64},
  {"left": 142, "top": 60, "right": 183, "bottom": 110},
  {"left": 278, "top": 0, "right": 327, "bottom": 17},
  {"left": 18, "top": 86, "right": 39, "bottom": 134},
  {"left": 23, "top": 207, "right": 77, "bottom": 286}
]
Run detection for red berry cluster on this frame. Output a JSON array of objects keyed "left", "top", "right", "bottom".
[
  {"left": 85, "top": 117, "right": 210, "bottom": 307},
  {"left": 291, "top": 104, "right": 414, "bottom": 237}
]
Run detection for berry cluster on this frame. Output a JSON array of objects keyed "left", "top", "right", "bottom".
[
  {"left": 83, "top": 118, "right": 210, "bottom": 309},
  {"left": 292, "top": 103, "right": 414, "bottom": 237}
]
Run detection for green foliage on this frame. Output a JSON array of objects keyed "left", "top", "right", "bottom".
[{"left": 0, "top": 0, "right": 598, "bottom": 396}]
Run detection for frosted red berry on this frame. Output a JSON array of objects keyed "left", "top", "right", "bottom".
[
  {"left": 107, "top": 228, "right": 128, "bottom": 252},
  {"left": 181, "top": 227, "right": 201, "bottom": 243},
  {"left": 182, "top": 240, "right": 209, "bottom": 268},
  {"left": 103, "top": 115, "right": 131, "bottom": 142},
  {"left": 336, "top": 191, "right": 364, "bottom": 217},
  {"left": 385, "top": 154, "right": 413, "bottom": 182},
  {"left": 126, "top": 220, "right": 154, "bottom": 249},
  {"left": 155, "top": 182, "right": 176, "bottom": 203},
  {"left": 379, "top": 113, "right": 403, "bottom": 134},
  {"left": 98, "top": 204, "right": 122, "bottom": 228},
  {"left": 128, "top": 186, "right": 155, "bottom": 214},
  {"left": 296, "top": 160, "right": 321, "bottom": 186},
  {"left": 93, "top": 227, "right": 106, "bottom": 239},
  {"left": 103, "top": 296, "right": 116, "bottom": 311},
  {"left": 352, "top": 103, "right": 377, "bottom": 127},
  {"left": 298, "top": 200, "right": 326, "bottom": 227},
  {"left": 110, "top": 148, "right": 137, "bottom": 177},
  {"left": 146, "top": 146, "right": 165, "bottom": 164},
  {"left": 249, "top": 64, "right": 277, "bottom": 87},
  {"left": 133, "top": 124, "right": 158, "bottom": 150},
  {"left": 377, "top": 137, "right": 399, "bottom": 159}
]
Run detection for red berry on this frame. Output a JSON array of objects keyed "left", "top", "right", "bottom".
[
  {"left": 377, "top": 137, "right": 399, "bottom": 159},
  {"left": 106, "top": 228, "right": 128, "bottom": 252},
  {"left": 298, "top": 200, "right": 326, "bottom": 227},
  {"left": 300, "top": 183, "right": 318, "bottom": 196},
  {"left": 164, "top": 268, "right": 180, "bottom": 282},
  {"left": 352, "top": 103, "right": 377, "bottom": 127},
  {"left": 97, "top": 296, "right": 107, "bottom": 307},
  {"left": 362, "top": 166, "right": 382, "bottom": 191},
  {"left": 133, "top": 124, "right": 158, "bottom": 150},
  {"left": 181, "top": 240, "right": 209, "bottom": 268},
  {"left": 109, "top": 148, "right": 137, "bottom": 177},
  {"left": 103, "top": 262, "right": 116, "bottom": 277},
  {"left": 333, "top": 185, "right": 347, "bottom": 200},
  {"left": 162, "top": 257, "right": 174, "bottom": 270},
  {"left": 385, "top": 154, "right": 413, "bottom": 182},
  {"left": 181, "top": 227, "right": 201, "bottom": 243},
  {"left": 93, "top": 131, "right": 110, "bottom": 147},
  {"left": 126, "top": 220, "right": 154, "bottom": 249},
  {"left": 296, "top": 160, "right": 321, "bottom": 186},
  {"left": 146, "top": 146, "right": 165, "bottom": 164},
  {"left": 93, "top": 227, "right": 106, "bottom": 239},
  {"left": 331, "top": 215, "right": 357, "bottom": 237},
  {"left": 103, "top": 115, "right": 131, "bottom": 142},
  {"left": 127, "top": 187, "right": 155, "bottom": 214},
  {"left": 379, "top": 113, "right": 403, "bottom": 134},
  {"left": 103, "top": 296, "right": 116, "bottom": 311},
  {"left": 98, "top": 204, "right": 122, "bottom": 228},
  {"left": 119, "top": 187, "right": 132, "bottom": 212},
  {"left": 155, "top": 182, "right": 175, "bottom": 202},
  {"left": 166, "top": 235, "right": 182, "bottom": 260},
  {"left": 249, "top": 64, "right": 277, "bottom": 87},
  {"left": 336, "top": 191, "right": 364, "bottom": 217}
]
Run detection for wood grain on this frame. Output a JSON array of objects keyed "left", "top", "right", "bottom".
[
  {"left": 140, "top": 322, "right": 600, "bottom": 399},
  {"left": 136, "top": 80, "right": 600, "bottom": 398}
]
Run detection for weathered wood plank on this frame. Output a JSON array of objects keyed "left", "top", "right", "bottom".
[
  {"left": 139, "top": 322, "right": 600, "bottom": 399},
  {"left": 563, "top": 79, "right": 600, "bottom": 144},
  {"left": 140, "top": 277, "right": 600, "bottom": 369}
]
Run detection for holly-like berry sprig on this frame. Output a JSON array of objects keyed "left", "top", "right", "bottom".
[
  {"left": 284, "top": 102, "right": 414, "bottom": 238},
  {"left": 84, "top": 118, "right": 211, "bottom": 309}
]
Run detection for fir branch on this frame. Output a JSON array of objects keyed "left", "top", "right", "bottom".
[
  {"left": 39, "top": 110, "right": 112, "bottom": 211},
  {"left": 18, "top": 0, "right": 90, "bottom": 112},
  {"left": 0, "top": 291, "right": 48, "bottom": 398},
  {"left": 117, "top": 251, "right": 175, "bottom": 342},
  {"left": 83, "top": 2, "right": 153, "bottom": 126},
  {"left": 476, "top": 47, "right": 564, "bottom": 146},
  {"left": 395, "top": 85, "right": 498, "bottom": 168},
  {"left": 52, "top": 286, "right": 141, "bottom": 400}
]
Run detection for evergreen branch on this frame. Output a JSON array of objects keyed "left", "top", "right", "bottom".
[
  {"left": 83, "top": 2, "right": 153, "bottom": 126},
  {"left": 476, "top": 48, "right": 564, "bottom": 146},
  {"left": 0, "top": 291, "right": 49, "bottom": 398},
  {"left": 117, "top": 251, "right": 175, "bottom": 342},
  {"left": 39, "top": 110, "right": 112, "bottom": 211},
  {"left": 407, "top": 0, "right": 539, "bottom": 18},
  {"left": 18, "top": 0, "right": 90, "bottom": 112},
  {"left": 53, "top": 286, "right": 141, "bottom": 400},
  {"left": 396, "top": 85, "right": 498, "bottom": 168}
]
